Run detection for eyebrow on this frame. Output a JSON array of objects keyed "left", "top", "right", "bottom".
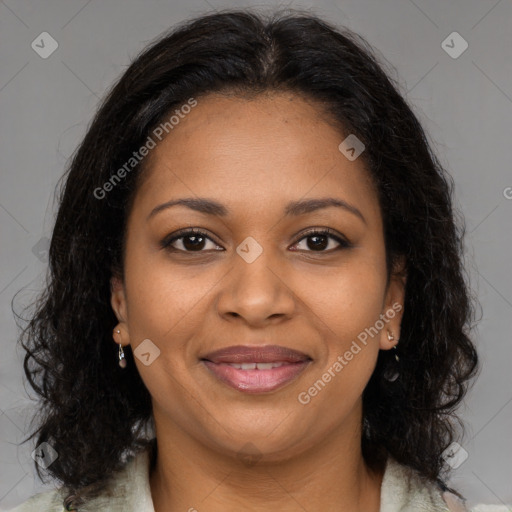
[{"left": 147, "top": 197, "right": 366, "bottom": 224}]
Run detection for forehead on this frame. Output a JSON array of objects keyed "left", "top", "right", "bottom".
[{"left": 132, "top": 92, "right": 379, "bottom": 223}]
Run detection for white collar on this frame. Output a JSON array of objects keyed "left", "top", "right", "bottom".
[
  {"left": 12, "top": 446, "right": 476, "bottom": 511},
  {"left": 78, "top": 448, "right": 454, "bottom": 511}
]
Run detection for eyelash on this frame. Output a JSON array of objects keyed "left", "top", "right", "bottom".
[{"left": 159, "top": 227, "right": 352, "bottom": 255}]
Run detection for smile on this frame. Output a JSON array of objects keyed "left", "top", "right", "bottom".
[{"left": 202, "top": 360, "right": 311, "bottom": 393}]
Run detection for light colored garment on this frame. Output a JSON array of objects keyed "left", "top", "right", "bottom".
[{"left": 6, "top": 448, "right": 510, "bottom": 511}]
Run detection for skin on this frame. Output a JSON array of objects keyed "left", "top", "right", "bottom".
[{"left": 110, "top": 91, "right": 406, "bottom": 512}]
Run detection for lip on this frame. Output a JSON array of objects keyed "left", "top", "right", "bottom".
[
  {"left": 201, "top": 345, "right": 312, "bottom": 394},
  {"left": 202, "top": 344, "right": 310, "bottom": 364}
]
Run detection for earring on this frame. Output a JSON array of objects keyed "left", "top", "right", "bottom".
[
  {"left": 383, "top": 330, "right": 400, "bottom": 382},
  {"left": 118, "top": 344, "right": 127, "bottom": 368},
  {"left": 387, "top": 330, "right": 399, "bottom": 362},
  {"left": 113, "top": 328, "right": 127, "bottom": 368}
]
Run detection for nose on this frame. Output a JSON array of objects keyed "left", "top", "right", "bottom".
[{"left": 216, "top": 244, "right": 296, "bottom": 327}]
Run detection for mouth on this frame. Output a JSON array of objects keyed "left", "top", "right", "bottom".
[{"left": 200, "top": 345, "right": 312, "bottom": 394}]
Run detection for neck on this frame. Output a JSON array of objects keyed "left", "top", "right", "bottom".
[{"left": 149, "top": 406, "right": 384, "bottom": 512}]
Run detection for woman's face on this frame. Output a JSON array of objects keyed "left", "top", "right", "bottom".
[{"left": 111, "top": 91, "right": 405, "bottom": 461}]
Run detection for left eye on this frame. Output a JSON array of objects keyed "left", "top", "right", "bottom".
[
  {"left": 160, "top": 228, "right": 221, "bottom": 252},
  {"left": 291, "top": 229, "right": 350, "bottom": 252},
  {"left": 160, "top": 228, "right": 350, "bottom": 253}
]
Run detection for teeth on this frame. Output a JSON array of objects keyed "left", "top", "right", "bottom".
[
  {"left": 227, "top": 362, "right": 286, "bottom": 370},
  {"left": 256, "top": 362, "right": 282, "bottom": 370}
]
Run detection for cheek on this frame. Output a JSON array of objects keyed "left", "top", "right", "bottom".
[
  {"left": 294, "top": 258, "right": 387, "bottom": 345},
  {"left": 292, "top": 253, "right": 386, "bottom": 404},
  {"left": 120, "top": 258, "right": 213, "bottom": 406},
  {"left": 124, "top": 251, "right": 210, "bottom": 343},
  {"left": 312, "top": 263, "right": 386, "bottom": 405},
  {"left": 332, "top": 272, "right": 385, "bottom": 342}
]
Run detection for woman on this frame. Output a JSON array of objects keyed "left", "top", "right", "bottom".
[{"left": 10, "top": 8, "right": 507, "bottom": 512}]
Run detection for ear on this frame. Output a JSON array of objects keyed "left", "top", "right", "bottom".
[
  {"left": 110, "top": 275, "right": 130, "bottom": 346},
  {"left": 110, "top": 275, "right": 128, "bottom": 321},
  {"left": 379, "top": 255, "right": 407, "bottom": 351}
]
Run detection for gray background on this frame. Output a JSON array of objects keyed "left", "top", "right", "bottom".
[{"left": 1, "top": 0, "right": 511, "bottom": 509}]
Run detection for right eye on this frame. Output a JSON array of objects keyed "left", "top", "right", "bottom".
[{"left": 160, "top": 228, "right": 224, "bottom": 253}]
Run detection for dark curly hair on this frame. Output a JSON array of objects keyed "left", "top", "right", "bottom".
[{"left": 14, "top": 7, "right": 479, "bottom": 507}]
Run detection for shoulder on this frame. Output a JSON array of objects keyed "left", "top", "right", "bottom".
[
  {"left": 6, "top": 448, "right": 154, "bottom": 512},
  {"left": 448, "top": 492, "right": 512, "bottom": 512},
  {"left": 5, "top": 489, "right": 65, "bottom": 512},
  {"left": 381, "top": 457, "right": 511, "bottom": 512},
  {"left": 469, "top": 507, "right": 512, "bottom": 512}
]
